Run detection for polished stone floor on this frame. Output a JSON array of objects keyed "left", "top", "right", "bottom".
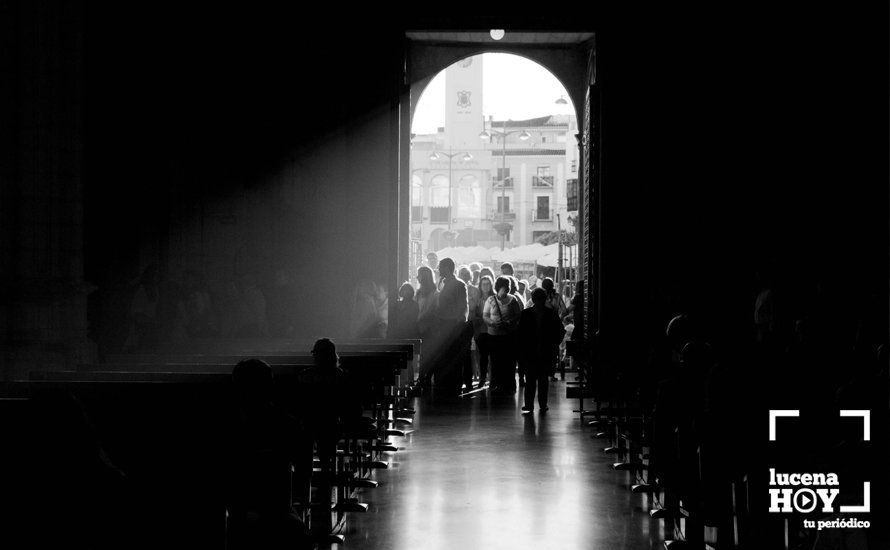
[{"left": 333, "top": 381, "right": 664, "bottom": 549}]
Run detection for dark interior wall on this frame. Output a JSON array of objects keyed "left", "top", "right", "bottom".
[
  {"left": 595, "top": 7, "right": 889, "bottom": 356},
  {"left": 1, "top": 0, "right": 94, "bottom": 376},
  {"left": 80, "top": 8, "right": 403, "bottom": 338}
]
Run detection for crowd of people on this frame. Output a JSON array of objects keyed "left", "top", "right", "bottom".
[{"left": 385, "top": 253, "right": 581, "bottom": 405}]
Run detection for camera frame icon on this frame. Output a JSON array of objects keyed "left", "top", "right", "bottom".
[{"left": 768, "top": 409, "right": 871, "bottom": 514}]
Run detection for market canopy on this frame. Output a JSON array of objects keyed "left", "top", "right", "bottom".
[{"left": 434, "top": 243, "right": 578, "bottom": 268}]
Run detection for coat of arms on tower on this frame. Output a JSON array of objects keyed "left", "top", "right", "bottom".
[{"left": 456, "top": 91, "right": 471, "bottom": 109}]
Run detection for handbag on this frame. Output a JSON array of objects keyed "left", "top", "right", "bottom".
[{"left": 493, "top": 295, "right": 506, "bottom": 329}]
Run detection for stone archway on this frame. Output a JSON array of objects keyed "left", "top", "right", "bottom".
[{"left": 399, "top": 35, "right": 598, "bottom": 335}]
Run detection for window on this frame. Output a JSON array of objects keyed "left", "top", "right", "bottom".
[
  {"left": 495, "top": 167, "right": 512, "bottom": 187},
  {"left": 566, "top": 178, "right": 579, "bottom": 211},
  {"left": 429, "top": 175, "right": 450, "bottom": 223},
  {"left": 532, "top": 230, "right": 549, "bottom": 242},
  {"left": 430, "top": 175, "right": 449, "bottom": 207},
  {"left": 535, "top": 196, "right": 550, "bottom": 220},
  {"left": 533, "top": 166, "right": 553, "bottom": 188},
  {"left": 457, "top": 175, "right": 480, "bottom": 218},
  {"left": 497, "top": 196, "right": 510, "bottom": 213},
  {"left": 429, "top": 207, "right": 450, "bottom": 223},
  {"left": 411, "top": 173, "right": 423, "bottom": 221}
]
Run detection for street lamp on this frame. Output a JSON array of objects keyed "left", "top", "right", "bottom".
[
  {"left": 429, "top": 149, "right": 473, "bottom": 239},
  {"left": 479, "top": 123, "right": 530, "bottom": 250}
]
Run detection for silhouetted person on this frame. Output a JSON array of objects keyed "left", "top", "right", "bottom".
[
  {"left": 426, "top": 251, "right": 439, "bottom": 271},
  {"left": 518, "top": 279, "right": 530, "bottom": 305},
  {"left": 518, "top": 288, "right": 566, "bottom": 413},
  {"left": 558, "top": 315, "right": 574, "bottom": 380},
  {"left": 298, "top": 339, "right": 366, "bottom": 537},
  {"left": 435, "top": 257, "right": 469, "bottom": 395},
  {"left": 483, "top": 276, "right": 522, "bottom": 393},
  {"left": 500, "top": 262, "right": 514, "bottom": 277},
  {"left": 541, "top": 277, "right": 568, "bottom": 378},
  {"left": 508, "top": 275, "right": 525, "bottom": 309},
  {"left": 541, "top": 277, "right": 567, "bottom": 318},
  {"left": 648, "top": 314, "right": 697, "bottom": 496},
  {"left": 474, "top": 275, "right": 495, "bottom": 385},
  {"left": 415, "top": 266, "right": 440, "bottom": 387},
  {"left": 507, "top": 275, "right": 526, "bottom": 385},
  {"left": 227, "top": 359, "right": 311, "bottom": 550},
  {"left": 566, "top": 280, "right": 584, "bottom": 342},
  {"left": 390, "top": 281, "right": 420, "bottom": 340},
  {"left": 469, "top": 262, "right": 483, "bottom": 286},
  {"left": 426, "top": 252, "right": 439, "bottom": 288},
  {"left": 298, "top": 339, "right": 360, "bottom": 455},
  {"left": 461, "top": 265, "right": 481, "bottom": 390}
]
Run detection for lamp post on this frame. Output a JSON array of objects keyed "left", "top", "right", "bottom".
[
  {"left": 479, "top": 123, "right": 530, "bottom": 250},
  {"left": 429, "top": 149, "right": 472, "bottom": 241},
  {"left": 556, "top": 212, "right": 563, "bottom": 293}
]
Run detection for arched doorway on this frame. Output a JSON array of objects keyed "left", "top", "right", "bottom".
[{"left": 399, "top": 35, "right": 597, "bottom": 335}]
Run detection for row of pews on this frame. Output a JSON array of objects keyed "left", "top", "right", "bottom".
[
  {"left": 0, "top": 338, "right": 422, "bottom": 549},
  {"left": 569, "top": 336, "right": 751, "bottom": 550}
]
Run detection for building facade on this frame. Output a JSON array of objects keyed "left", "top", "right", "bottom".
[{"left": 410, "top": 55, "right": 578, "bottom": 258}]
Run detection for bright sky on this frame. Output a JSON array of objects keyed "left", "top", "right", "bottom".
[{"left": 412, "top": 53, "right": 573, "bottom": 134}]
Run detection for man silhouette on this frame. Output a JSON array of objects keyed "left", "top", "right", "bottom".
[
  {"left": 435, "top": 257, "right": 469, "bottom": 395},
  {"left": 518, "top": 288, "right": 565, "bottom": 412}
]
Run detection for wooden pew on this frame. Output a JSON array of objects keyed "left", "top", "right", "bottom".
[
  {"left": 19, "top": 368, "right": 374, "bottom": 546},
  {"left": 100, "top": 351, "right": 410, "bottom": 437},
  {"left": 151, "top": 338, "right": 421, "bottom": 360},
  {"left": 92, "top": 352, "right": 404, "bottom": 488},
  {"left": 105, "top": 350, "right": 408, "bottom": 369},
  {"left": 140, "top": 339, "right": 423, "bottom": 408}
]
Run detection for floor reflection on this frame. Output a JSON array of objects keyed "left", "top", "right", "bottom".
[{"left": 334, "top": 380, "right": 662, "bottom": 549}]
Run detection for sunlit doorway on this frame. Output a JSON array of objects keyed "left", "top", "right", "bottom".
[{"left": 408, "top": 53, "right": 579, "bottom": 284}]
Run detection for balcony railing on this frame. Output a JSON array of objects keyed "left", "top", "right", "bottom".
[
  {"left": 532, "top": 208, "right": 553, "bottom": 221},
  {"left": 490, "top": 210, "right": 516, "bottom": 221},
  {"left": 429, "top": 206, "right": 451, "bottom": 224},
  {"left": 532, "top": 175, "right": 554, "bottom": 188},
  {"left": 493, "top": 177, "right": 514, "bottom": 188}
]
